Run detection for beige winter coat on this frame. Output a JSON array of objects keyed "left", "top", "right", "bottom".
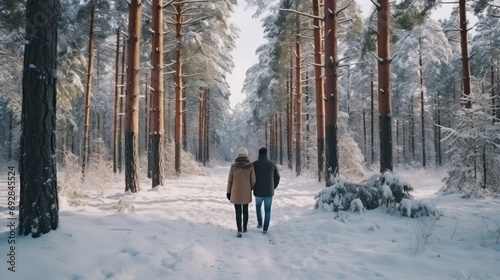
[{"left": 227, "top": 158, "right": 256, "bottom": 204}]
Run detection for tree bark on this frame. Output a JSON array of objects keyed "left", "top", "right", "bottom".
[
  {"left": 19, "top": 0, "right": 60, "bottom": 237},
  {"left": 144, "top": 71, "right": 148, "bottom": 161},
  {"left": 8, "top": 111, "right": 13, "bottom": 162},
  {"left": 492, "top": 63, "right": 495, "bottom": 124},
  {"left": 269, "top": 115, "right": 274, "bottom": 160},
  {"left": 113, "top": 27, "right": 121, "bottom": 174},
  {"left": 174, "top": 3, "right": 184, "bottom": 174},
  {"left": 274, "top": 114, "right": 279, "bottom": 162},
  {"left": 370, "top": 70, "right": 375, "bottom": 164},
  {"left": 403, "top": 121, "right": 406, "bottom": 163},
  {"left": 124, "top": 0, "right": 142, "bottom": 193},
  {"left": 410, "top": 101, "right": 415, "bottom": 160},
  {"left": 324, "top": 0, "right": 339, "bottom": 185},
  {"left": 459, "top": 0, "right": 472, "bottom": 109},
  {"left": 314, "top": 0, "right": 326, "bottom": 181},
  {"left": 419, "top": 38, "right": 426, "bottom": 168},
  {"left": 295, "top": 12, "right": 302, "bottom": 176},
  {"left": 363, "top": 108, "right": 366, "bottom": 158},
  {"left": 287, "top": 57, "right": 293, "bottom": 170},
  {"left": 305, "top": 75, "right": 310, "bottom": 169},
  {"left": 198, "top": 89, "right": 204, "bottom": 162},
  {"left": 377, "top": 0, "right": 393, "bottom": 172},
  {"left": 205, "top": 89, "right": 210, "bottom": 164},
  {"left": 396, "top": 120, "right": 400, "bottom": 164},
  {"left": 279, "top": 111, "right": 283, "bottom": 165},
  {"left": 150, "top": 0, "right": 164, "bottom": 187},
  {"left": 82, "top": 3, "right": 96, "bottom": 182},
  {"left": 118, "top": 34, "right": 126, "bottom": 173}
]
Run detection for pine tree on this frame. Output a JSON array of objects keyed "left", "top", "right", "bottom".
[
  {"left": 442, "top": 92, "right": 500, "bottom": 194},
  {"left": 19, "top": 0, "right": 60, "bottom": 237}
]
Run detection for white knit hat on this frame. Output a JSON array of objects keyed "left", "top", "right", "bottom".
[{"left": 237, "top": 147, "right": 248, "bottom": 157}]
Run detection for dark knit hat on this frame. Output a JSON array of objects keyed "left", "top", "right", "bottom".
[{"left": 259, "top": 147, "right": 267, "bottom": 156}]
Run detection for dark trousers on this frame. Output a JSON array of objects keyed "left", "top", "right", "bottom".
[{"left": 234, "top": 204, "right": 249, "bottom": 232}]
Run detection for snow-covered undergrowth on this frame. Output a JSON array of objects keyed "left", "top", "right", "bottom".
[
  {"left": 58, "top": 139, "right": 207, "bottom": 210},
  {"left": 315, "top": 171, "right": 441, "bottom": 218}
]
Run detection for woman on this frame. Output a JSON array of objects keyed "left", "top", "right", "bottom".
[{"left": 226, "top": 147, "right": 256, "bottom": 238}]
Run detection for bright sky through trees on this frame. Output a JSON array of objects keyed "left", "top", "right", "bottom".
[{"left": 227, "top": 1, "right": 456, "bottom": 109}]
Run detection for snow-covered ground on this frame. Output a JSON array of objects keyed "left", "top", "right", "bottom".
[{"left": 1, "top": 165, "right": 499, "bottom": 279}]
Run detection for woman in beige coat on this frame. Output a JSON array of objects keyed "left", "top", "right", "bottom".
[{"left": 226, "top": 147, "right": 256, "bottom": 238}]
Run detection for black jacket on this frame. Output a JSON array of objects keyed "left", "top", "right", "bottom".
[{"left": 252, "top": 155, "right": 280, "bottom": 197}]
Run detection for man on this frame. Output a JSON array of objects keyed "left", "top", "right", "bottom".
[{"left": 252, "top": 147, "right": 280, "bottom": 234}]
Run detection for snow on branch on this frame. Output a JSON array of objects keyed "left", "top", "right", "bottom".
[
  {"left": 370, "top": 0, "right": 380, "bottom": 9},
  {"left": 370, "top": 52, "right": 384, "bottom": 63},
  {"left": 336, "top": 2, "right": 351, "bottom": 15},
  {"left": 279, "top": 8, "right": 324, "bottom": 20}
]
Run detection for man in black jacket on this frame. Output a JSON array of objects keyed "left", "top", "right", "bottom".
[{"left": 252, "top": 147, "right": 280, "bottom": 234}]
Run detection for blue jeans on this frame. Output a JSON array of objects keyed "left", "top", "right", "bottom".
[{"left": 255, "top": 196, "right": 273, "bottom": 231}]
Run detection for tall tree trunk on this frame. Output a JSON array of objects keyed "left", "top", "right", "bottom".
[
  {"left": 377, "top": 0, "right": 393, "bottom": 172},
  {"left": 144, "top": 71, "right": 149, "bottom": 160},
  {"left": 403, "top": 121, "right": 407, "bottom": 163},
  {"left": 313, "top": 0, "right": 325, "bottom": 181},
  {"left": 410, "top": 101, "right": 415, "bottom": 160},
  {"left": 419, "top": 38, "right": 426, "bottom": 168},
  {"left": 275, "top": 114, "right": 279, "bottom": 162},
  {"left": 295, "top": 13, "right": 302, "bottom": 176},
  {"left": 482, "top": 145, "right": 486, "bottom": 189},
  {"left": 166, "top": 97, "right": 171, "bottom": 139},
  {"left": 269, "top": 115, "right": 275, "bottom": 160},
  {"left": 198, "top": 89, "right": 204, "bottom": 162},
  {"left": 396, "top": 120, "right": 399, "bottom": 164},
  {"left": 324, "top": 0, "right": 339, "bottom": 185},
  {"left": 459, "top": 0, "right": 472, "bottom": 109},
  {"left": 279, "top": 111, "right": 283, "bottom": 165},
  {"left": 434, "top": 96, "right": 442, "bottom": 167},
  {"left": 182, "top": 93, "right": 187, "bottom": 151},
  {"left": 124, "top": 0, "right": 142, "bottom": 193},
  {"left": 118, "top": 34, "right": 126, "bottom": 173},
  {"left": 113, "top": 27, "right": 120, "bottom": 174},
  {"left": 8, "top": 111, "right": 13, "bottom": 162},
  {"left": 150, "top": 0, "right": 164, "bottom": 187},
  {"left": 205, "top": 88, "right": 210, "bottom": 164},
  {"left": 19, "top": 0, "right": 60, "bottom": 237},
  {"left": 363, "top": 108, "right": 367, "bottom": 158},
  {"left": 370, "top": 70, "right": 375, "bottom": 164},
  {"left": 174, "top": 3, "right": 184, "bottom": 174},
  {"left": 265, "top": 121, "right": 268, "bottom": 151},
  {"left": 497, "top": 68, "right": 500, "bottom": 121},
  {"left": 287, "top": 59, "right": 293, "bottom": 170},
  {"left": 82, "top": 3, "right": 96, "bottom": 182},
  {"left": 305, "top": 74, "right": 310, "bottom": 169},
  {"left": 492, "top": 63, "right": 495, "bottom": 124}
]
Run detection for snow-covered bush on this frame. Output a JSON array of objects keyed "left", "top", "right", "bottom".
[
  {"left": 101, "top": 196, "right": 136, "bottom": 214},
  {"left": 339, "top": 132, "right": 366, "bottom": 182},
  {"left": 398, "top": 199, "right": 441, "bottom": 218},
  {"left": 315, "top": 172, "right": 438, "bottom": 218},
  {"left": 350, "top": 198, "right": 366, "bottom": 213},
  {"left": 58, "top": 151, "right": 86, "bottom": 206},
  {"left": 58, "top": 138, "right": 116, "bottom": 205},
  {"left": 314, "top": 176, "right": 380, "bottom": 211},
  {"left": 85, "top": 137, "right": 115, "bottom": 195},
  {"left": 379, "top": 171, "right": 414, "bottom": 204},
  {"left": 365, "top": 172, "right": 413, "bottom": 207}
]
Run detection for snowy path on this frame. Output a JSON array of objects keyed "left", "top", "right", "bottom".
[{"left": 1, "top": 166, "right": 499, "bottom": 279}]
